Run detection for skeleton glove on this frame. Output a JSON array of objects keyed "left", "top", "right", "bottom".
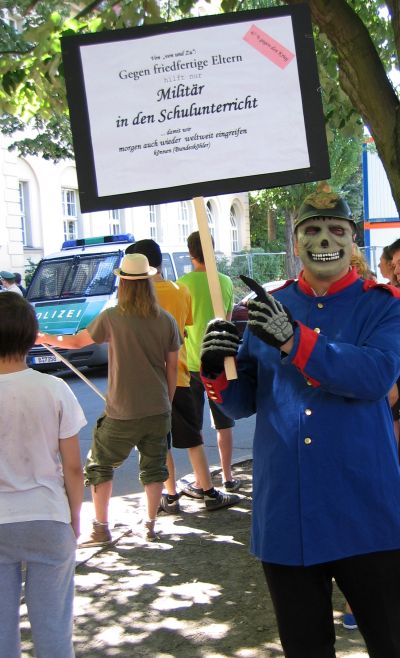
[
  {"left": 201, "top": 319, "right": 240, "bottom": 375},
  {"left": 240, "top": 274, "right": 295, "bottom": 350}
]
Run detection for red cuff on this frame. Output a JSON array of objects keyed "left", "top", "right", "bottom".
[
  {"left": 292, "top": 322, "right": 320, "bottom": 387},
  {"left": 200, "top": 370, "right": 229, "bottom": 403}
]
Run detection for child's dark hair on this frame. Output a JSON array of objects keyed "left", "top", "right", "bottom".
[
  {"left": 187, "top": 231, "right": 215, "bottom": 264},
  {"left": 0, "top": 292, "right": 38, "bottom": 358}
]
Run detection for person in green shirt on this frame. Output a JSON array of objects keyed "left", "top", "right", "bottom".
[{"left": 178, "top": 231, "right": 241, "bottom": 495}]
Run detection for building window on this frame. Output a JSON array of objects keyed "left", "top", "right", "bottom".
[
  {"left": 230, "top": 206, "right": 239, "bottom": 252},
  {"left": 178, "top": 201, "right": 190, "bottom": 243},
  {"left": 18, "top": 181, "right": 32, "bottom": 246},
  {"left": 62, "top": 188, "right": 78, "bottom": 241},
  {"left": 206, "top": 201, "right": 215, "bottom": 240},
  {"left": 149, "top": 205, "right": 158, "bottom": 239},
  {"left": 109, "top": 209, "right": 121, "bottom": 235}
]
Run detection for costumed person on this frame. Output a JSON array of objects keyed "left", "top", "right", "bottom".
[
  {"left": 36, "top": 253, "right": 181, "bottom": 544},
  {"left": 0, "top": 292, "right": 86, "bottom": 658},
  {"left": 127, "top": 239, "right": 240, "bottom": 512},
  {"left": 177, "top": 231, "right": 240, "bottom": 496},
  {"left": 200, "top": 184, "right": 400, "bottom": 658}
]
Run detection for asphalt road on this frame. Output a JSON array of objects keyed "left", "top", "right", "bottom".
[{"left": 53, "top": 366, "right": 255, "bottom": 500}]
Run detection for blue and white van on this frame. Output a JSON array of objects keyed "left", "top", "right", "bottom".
[{"left": 26, "top": 234, "right": 191, "bottom": 370}]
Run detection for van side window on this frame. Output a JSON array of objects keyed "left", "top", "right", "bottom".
[
  {"left": 161, "top": 254, "right": 176, "bottom": 282},
  {"left": 173, "top": 252, "right": 192, "bottom": 277}
]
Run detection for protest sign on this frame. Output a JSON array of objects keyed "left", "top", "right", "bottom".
[
  {"left": 62, "top": 5, "right": 330, "bottom": 213},
  {"left": 62, "top": 5, "right": 329, "bottom": 379}
]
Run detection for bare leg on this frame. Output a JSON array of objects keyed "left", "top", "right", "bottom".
[
  {"left": 188, "top": 445, "right": 213, "bottom": 491},
  {"left": 217, "top": 427, "right": 233, "bottom": 483},
  {"left": 163, "top": 450, "right": 177, "bottom": 496},
  {"left": 91, "top": 480, "right": 113, "bottom": 523},
  {"left": 144, "top": 481, "right": 163, "bottom": 520}
]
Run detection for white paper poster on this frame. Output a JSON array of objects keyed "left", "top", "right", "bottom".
[{"left": 62, "top": 7, "right": 329, "bottom": 211}]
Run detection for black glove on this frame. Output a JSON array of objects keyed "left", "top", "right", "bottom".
[
  {"left": 201, "top": 319, "right": 240, "bottom": 375},
  {"left": 240, "top": 274, "right": 294, "bottom": 349}
]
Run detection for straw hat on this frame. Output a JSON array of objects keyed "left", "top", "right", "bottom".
[{"left": 114, "top": 253, "right": 157, "bottom": 280}]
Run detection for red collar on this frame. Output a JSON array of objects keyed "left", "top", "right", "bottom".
[{"left": 298, "top": 267, "right": 360, "bottom": 297}]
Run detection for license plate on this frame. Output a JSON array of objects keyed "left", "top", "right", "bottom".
[{"left": 33, "top": 355, "right": 59, "bottom": 364}]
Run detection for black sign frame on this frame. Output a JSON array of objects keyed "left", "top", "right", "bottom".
[{"left": 61, "top": 4, "right": 330, "bottom": 213}]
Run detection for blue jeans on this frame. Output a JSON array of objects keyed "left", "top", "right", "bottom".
[{"left": 0, "top": 521, "right": 76, "bottom": 658}]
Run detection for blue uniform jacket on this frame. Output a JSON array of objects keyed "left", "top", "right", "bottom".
[{"left": 204, "top": 269, "right": 400, "bottom": 566}]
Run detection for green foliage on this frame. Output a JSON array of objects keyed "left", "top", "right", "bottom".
[
  {"left": 0, "top": 0, "right": 397, "bottom": 210},
  {"left": 0, "top": 113, "right": 74, "bottom": 160},
  {"left": 217, "top": 250, "right": 286, "bottom": 301},
  {"left": 0, "top": 1, "right": 164, "bottom": 154},
  {"left": 248, "top": 131, "right": 363, "bottom": 253},
  {"left": 24, "top": 256, "right": 40, "bottom": 287}
]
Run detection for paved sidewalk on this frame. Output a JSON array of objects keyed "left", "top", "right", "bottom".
[{"left": 20, "top": 460, "right": 368, "bottom": 658}]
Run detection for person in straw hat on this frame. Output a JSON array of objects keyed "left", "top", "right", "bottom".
[{"left": 36, "top": 253, "right": 181, "bottom": 544}]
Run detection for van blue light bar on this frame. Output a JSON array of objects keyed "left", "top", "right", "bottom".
[{"left": 62, "top": 233, "right": 135, "bottom": 250}]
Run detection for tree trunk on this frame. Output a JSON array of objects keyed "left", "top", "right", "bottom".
[
  {"left": 285, "top": 210, "right": 301, "bottom": 278},
  {"left": 285, "top": 0, "right": 400, "bottom": 215},
  {"left": 267, "top": 208, "right": 276, "bottom": 242}
]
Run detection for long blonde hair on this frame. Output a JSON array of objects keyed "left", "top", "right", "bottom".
[
  {"left": 117, "top": 278, "right": 159, "bottom": 317},
  {"left": 351, "top": 245, "right": 370, "bottom": 278}
]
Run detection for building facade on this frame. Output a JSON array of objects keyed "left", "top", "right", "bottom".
[{"left": 0, "top": 135, "right": 250, "bottom": 284}]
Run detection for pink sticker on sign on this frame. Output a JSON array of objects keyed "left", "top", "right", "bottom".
[{"left": 243, "top": 24, "right": 295, "bottom": 70}]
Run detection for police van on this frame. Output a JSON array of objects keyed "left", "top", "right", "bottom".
[{"left": 26, "top": 234, "right": 192, "bottom": 370}]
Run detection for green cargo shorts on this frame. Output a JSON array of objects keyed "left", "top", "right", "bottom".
[{"left": 84, "top": 413, "right": 170, "bottom": 487}]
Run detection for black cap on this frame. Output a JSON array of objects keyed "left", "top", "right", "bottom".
[
  {"left": 126, "top": 239, "right": 162, "bottom": 268},
  {"left": 295, "top": 182, "right": 354, "bottom": 231}
]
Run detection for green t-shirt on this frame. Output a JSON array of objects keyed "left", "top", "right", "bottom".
[{"left": 177, "top": 270, "right": 233, "bottom": 372}]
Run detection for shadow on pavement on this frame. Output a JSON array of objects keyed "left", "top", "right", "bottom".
[{"left": 20, "top": 461, "right": 367, "bottom": 658}]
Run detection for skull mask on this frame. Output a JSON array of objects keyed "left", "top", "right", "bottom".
[{"left": 296, "top": 217, "right": 354, "bottom": 280}]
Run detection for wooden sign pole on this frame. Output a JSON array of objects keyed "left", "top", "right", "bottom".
[
  {"left": 42, "top": 343, "right": 106, "bottom": 401},
  {"left": 193, "top": 196, "right": 237, "bottom": 380}
]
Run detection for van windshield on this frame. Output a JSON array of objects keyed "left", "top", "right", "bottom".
[
  {"left": 27, "top": 253, "right": 120, "bottom": 301},
  {"left": 172, "top": 252, "right": 192, "bottom": 277}
]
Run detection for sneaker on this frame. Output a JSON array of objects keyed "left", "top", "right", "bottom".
[
  {"left": 224, "top": 479, "right": 241, "bottom": 492},
  {"left": 158, "top": 493, "right": 181, "bottom": 515},
  {"left": 342, "top": 613, "right": 358, "bottom": 630},
  {"left": 182, "top": 483, "right": 204, "bottom": 499},
  {"left": 144, "top": 520, "right": 159, "bottom": 542},
  {"left": 204, "top": 490, "right": 240, "bottom": 511},
  {"left": 79, "top": 522, "right": 112, "bottom": 548}
]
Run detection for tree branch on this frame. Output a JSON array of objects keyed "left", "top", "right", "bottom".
[
  {"left": 285, "top": 0, "right": 400, "bottom": 211},
  {"left": 73, "top": 0, "right": 104, "bottom": 19},
  {"left": 386, "top": 0, "right": 400, "bottom": 68}
]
